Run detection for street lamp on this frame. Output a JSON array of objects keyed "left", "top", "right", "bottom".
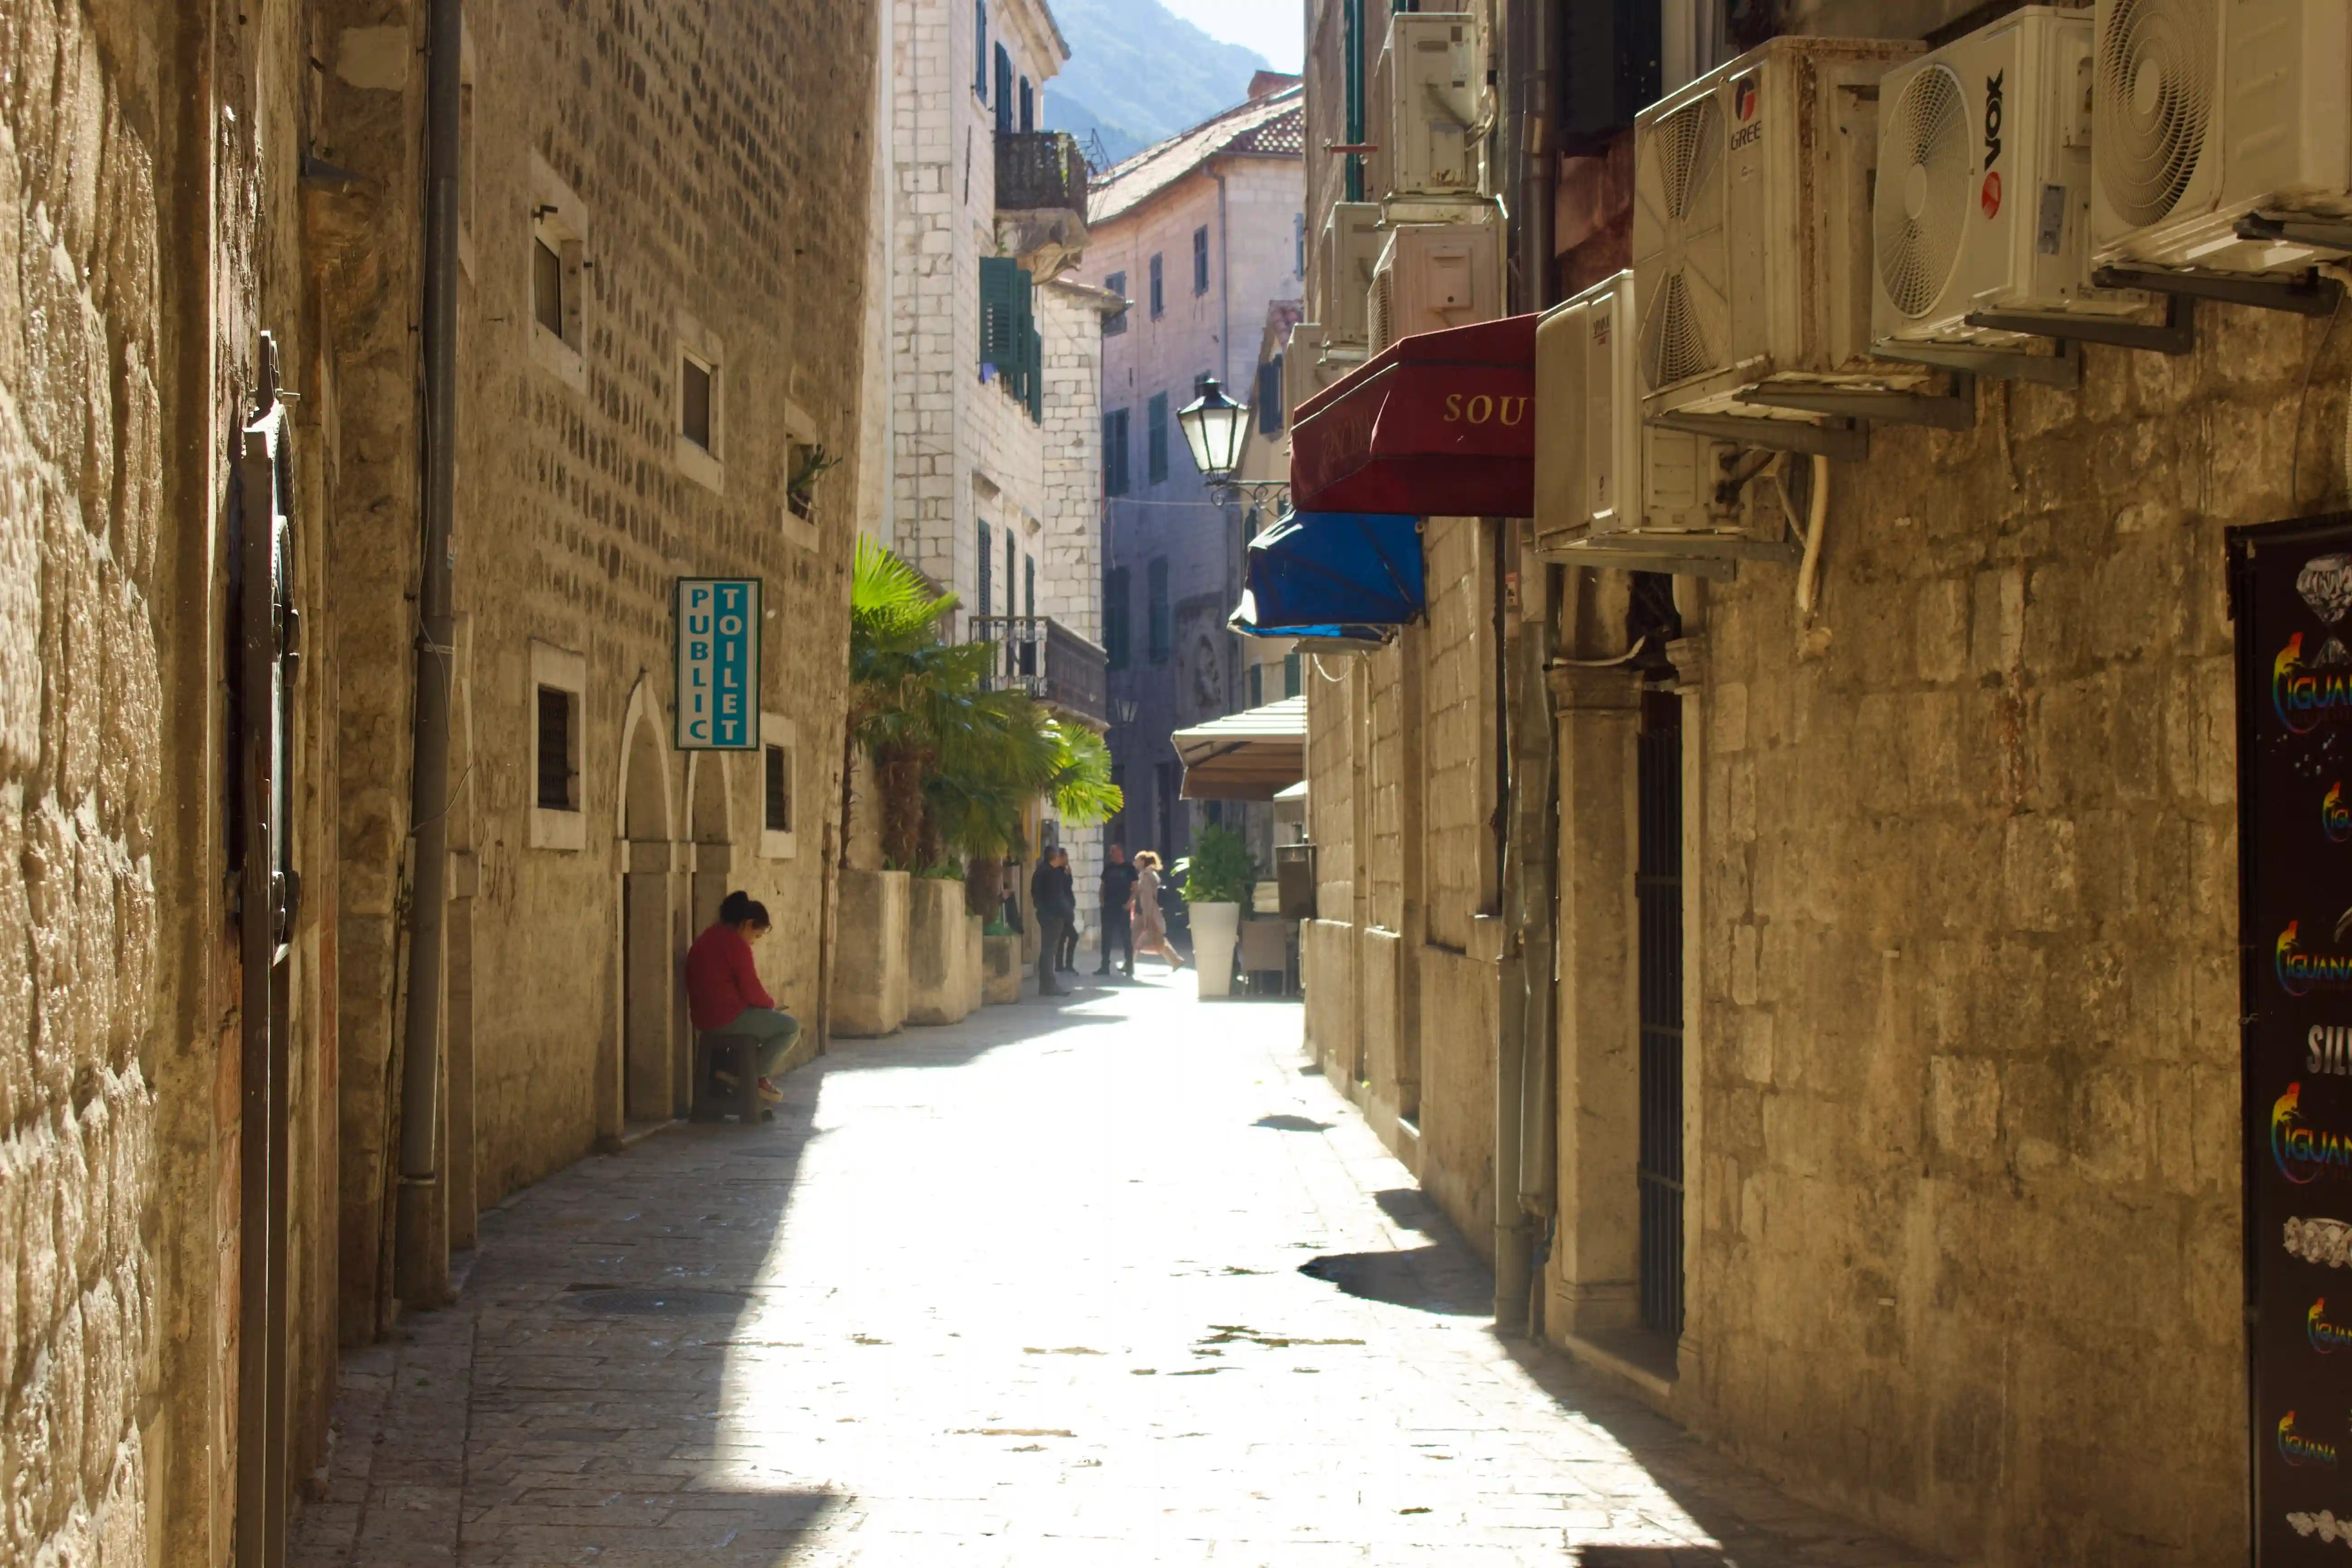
[{"left": 1177, "top": 376, "right": 1290, "bottom": 512}]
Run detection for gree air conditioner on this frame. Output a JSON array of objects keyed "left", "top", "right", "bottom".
[
  {"left": 1375, "top": 11, "right": 1483, "bottom": 201},
  {"left": 1874, "top": 8, "right": 2156, "bottom": 351},
  {"left": 1367, "top": 222, "right": 1503, "bottom": 351},
  {"left": 2090, "top": 0, "right": 2352, "bottom": 274},
  {"left": 1633, "top": 35, "right": 1930, "bottom": 440},
  {"left": 1534, "top": 270, "right": 1750, "bottom": 570},
  {"left": 1320, "top": 203, "right": 1386, "bottom": 348}
]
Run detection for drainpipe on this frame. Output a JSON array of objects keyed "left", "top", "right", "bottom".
[
  {"left": 395, "top": 0, "right": 464, "bottom": 1304},
  {"left": 1493, "top": 0, "right": 1556, "bottom": 1336}
]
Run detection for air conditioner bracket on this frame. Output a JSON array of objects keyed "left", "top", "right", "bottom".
[
  {"left": 2237, "top": 213, "right": 2352, "bottom": 258},
  {"left": 1876, "top": 339, "right": 2082, "bottom": 388},
  {"left": 1966, "top": 293, "right": 2195, "bottom": 355},
  {"left": 1737, "top": 378, "right": 1976, "bottom": 431},
  {"left": 1649, "top": 411, "right": 1868, "bottom": 462},
  {"left": 2093, "top": 264, "right": 2343, "bottom": 319},
  {"left": 1534, "top": 543, "right": 1742, "bottom": 581}
]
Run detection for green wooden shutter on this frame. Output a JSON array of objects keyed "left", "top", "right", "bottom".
[
  {"left": 980, "top": 257, "right": 1021, "bottom": 374},
  {"left": 1026, "top": 326, "right": 1044, "bottom": 421}
]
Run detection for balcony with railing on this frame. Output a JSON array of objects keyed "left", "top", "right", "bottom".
[
  {"left": 994, "top": 131, "right": 1090, "bottom": 220},
  {"left": 968, "top": 615, "right": 1108, "bottom": 728}
]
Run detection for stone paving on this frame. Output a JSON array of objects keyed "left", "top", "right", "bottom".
[{"left": 290, "top": 970, "right": 1940, "bottom": 1567}]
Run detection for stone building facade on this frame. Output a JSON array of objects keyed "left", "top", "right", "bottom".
[
  {"left": 857, "top": 0, "right": 1110, "bottom": 907},
  {"left": 1294, "top": 0, "right": 2311, "bottom": 1561},
  {"left": 1084, "top": 83, "right": 1304, "bottom": 866},
  {"left": 0, "top": 0, "right": 877, "bottom": 1561}
]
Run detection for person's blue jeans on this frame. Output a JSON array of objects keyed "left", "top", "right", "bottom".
[{"left": 724, "top": 1007, "right": 802, "bottom": 1077}]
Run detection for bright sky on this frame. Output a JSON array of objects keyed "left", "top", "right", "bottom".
[{"left": 1162, "top": 0, "right": 1304, "bottom": 74}]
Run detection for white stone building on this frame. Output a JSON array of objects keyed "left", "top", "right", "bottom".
[{"left": 858, "top": 0, "right": 1113, "bottom": 902}]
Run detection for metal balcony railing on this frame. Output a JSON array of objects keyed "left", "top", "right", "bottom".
[
  {"left": 994, "top": 131, "right": 1091, "bottom": 221},
  {"left": 968, "top": 615, "right": 1108, "bottom": 727}
]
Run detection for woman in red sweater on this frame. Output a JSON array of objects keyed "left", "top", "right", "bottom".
[{"left": 684, "top": 892, "right": 799, "bottom": 1103}]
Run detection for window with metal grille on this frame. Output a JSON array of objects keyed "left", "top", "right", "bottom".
[
  {"left": 1637, "top": 684, "right": 1685, "bottom": 1342},
  {"left": 1147, "top": 557, "right": 1170, "bottom": 662},
  {"left": 1258, "top": 357, "right": 1284, "bottom": 434},
  {"left": 1104, "top": 408, "right": 1131, "bottom": 494},
  {"left": 764, "top": 742, "right": 792, "bottom": 833},
  {"left": 536, "top": 686, "right": 576, "bottom": 811},
  {"left": 533, "top": 237, "right": 564, "bottom": 336},
  {"left": 1103, "top": 271, "right": 1127, "bottom": 335},
  {"left": 1146, "top": 392, "right": 1168, "bottom": 483},
  {"left": 1148, "top": 254, "right": 1165, "bottom": 317},
  {"left": 1105, "top": 566, "right": 1131, "bottom": 669}
]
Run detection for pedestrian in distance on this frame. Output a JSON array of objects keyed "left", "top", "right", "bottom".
[
  {"left": 1096, "top": 841, "right": 1138, "bottom": 977},
  {"left": 1129, "top": 850, "right": 1184, "bottom": 972},
  {"left": 1030, "top": 846, "right": 1078, "bottom": 997},
  {"left": 683, "top": 891, "right": 800, "bottom": 1104}
]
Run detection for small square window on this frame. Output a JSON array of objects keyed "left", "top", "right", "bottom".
[
  {"left": 760, "top": 714, "right": 799, "bottom": 860},
  {"left": 682, "top": 358, "right": 714, "bottom": 450},
  {"left": 529, "top": 641, "right": 588, "bottom": 852},
  {"left": 533, "top": 237, "right": 564, "bottom": 337}
]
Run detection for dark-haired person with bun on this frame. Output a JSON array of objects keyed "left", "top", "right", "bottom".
[{"left": 684, "top": 891, "right": 799, "bottom": 1104}]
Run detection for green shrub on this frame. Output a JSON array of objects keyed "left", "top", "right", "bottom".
[{"left": 1177, "top": 826, "right": 1257, "bottom": 906}]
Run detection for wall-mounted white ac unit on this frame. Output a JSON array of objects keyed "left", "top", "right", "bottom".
[
  {"left": 1534, "top": 269, "right": 1755, "bottom": 573},
  {"left": 1367, "top": 222, "right": 1502, "bottom": 352},
  {"left": 1873, "top": 7, "right": 2156, "bottom": 353},
  {"left": 2090, "top": 0, "right": 2352, "bottom": 274},
  {"left": 1375, "top": 11, "right": 1484, "bottom": 201},
  {"left": 1633, "top": 35, "right": 1930, "bottom": 442},
  {"left": 1284, "top": 323, "right": 1343, "bottom": 418},
  {"left": 1320, "top": 202, "right": 1386, "bottom": 347}
]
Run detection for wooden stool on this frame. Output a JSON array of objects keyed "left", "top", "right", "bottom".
[{"left": 691, "top": 1033, "right": 769, "bottom": 1125}]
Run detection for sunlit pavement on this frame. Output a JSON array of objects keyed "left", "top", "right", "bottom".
[{"left": 291, "top": 968, "right": 1936, "bottom": 1567}]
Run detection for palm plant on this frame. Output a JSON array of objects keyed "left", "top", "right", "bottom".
[{"left": 845, "top": 537, "right": 1122, "bottom": 884}]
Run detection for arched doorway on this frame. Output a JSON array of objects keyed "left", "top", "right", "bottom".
[{"left": 618, "top": 684, "right": 676, "bottom": 1123}]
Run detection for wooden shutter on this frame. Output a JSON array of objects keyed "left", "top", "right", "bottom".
[{"left": 980, "top": 256, "right": 1022, "bottom": 371}]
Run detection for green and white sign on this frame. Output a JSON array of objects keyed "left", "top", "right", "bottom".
[{"left": 673, "top": 577, "right": 761, "bottom": 750}]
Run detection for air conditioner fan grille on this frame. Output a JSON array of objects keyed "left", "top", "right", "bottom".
[
  {"left": 2095, "top": 0, "right": 2215, "bottom": 229},
  {"left": 1876, "top": 64, "right": 1973, "bottom": 320},
  {"left": 1634, "top": 94, "right": 1729, "bottom": 391}
]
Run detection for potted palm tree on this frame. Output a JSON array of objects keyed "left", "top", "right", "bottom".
[{"left": 1176, "top": 826, "right": 1256, "bottom": 1000}]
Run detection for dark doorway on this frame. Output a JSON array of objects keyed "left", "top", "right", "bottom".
[{"left": 1636, "top": 686, "right": 1684, "bottom": 1341}]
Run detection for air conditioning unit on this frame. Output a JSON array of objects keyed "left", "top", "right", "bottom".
[
  {"left": 1375, "top": 11, "right": 1483, "bottom": 201},
  {"left": 1633, "top": 36, "right": 1928, "bottom": 436},
  {"left": 1873, "top": 8, "right": 2163, "bottom": 351},
  {"left": 1535, "top": 269, "right": 1746, "bottom": 565},
  {"left": 1368, "top": 222, "right": 1502, "bottom": 352},
  {"left": 2089, "top": 0, "right": 2352, "bottom": 274},
  {"left": 1284, "top": 323, "right": 1343, "bottom": 417},
  {"left": 1320, "top": 202, "right": 1385, "bottom": 347}
]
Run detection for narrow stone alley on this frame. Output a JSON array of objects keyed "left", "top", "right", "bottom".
[{"left": 292, "top": 978, "right": 1931, "bottom": 1567}]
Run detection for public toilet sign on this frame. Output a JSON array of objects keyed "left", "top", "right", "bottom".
[{"left": 673, "top": 577, "right": 761, "bottom": 750}]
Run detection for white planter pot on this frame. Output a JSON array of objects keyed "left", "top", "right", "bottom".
[{"left": 1191, "top": 902, "right": 1241, "bottom": 999}]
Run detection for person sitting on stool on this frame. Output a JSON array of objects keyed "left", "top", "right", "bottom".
[{"left": 685, "top": 892, "right": 799, "bottom": 1103}]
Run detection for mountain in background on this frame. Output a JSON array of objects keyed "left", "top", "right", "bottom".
[{"left": 1042, "top": 0, "right": 1270, "bottom": 169}]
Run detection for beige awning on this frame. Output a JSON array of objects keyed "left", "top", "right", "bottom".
[{"left": 1173, "top": 696, "right": 1306, "bottom": 802}]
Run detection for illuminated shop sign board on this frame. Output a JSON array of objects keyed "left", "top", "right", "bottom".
[
  {"left": 2234, "top": 514, "right": 2352, "bottom": 1564},
  {"left": 673, "top": 577, "right": 761, "bottom": 750}
]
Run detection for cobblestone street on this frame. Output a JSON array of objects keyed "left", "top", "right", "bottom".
[{"left": 292, "top": 975, "right": 1935, "bottom": 1567}]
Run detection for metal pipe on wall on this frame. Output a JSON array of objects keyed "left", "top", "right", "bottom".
[{"left": 395, "top": 0, "right": 465, "bottom": 1305}]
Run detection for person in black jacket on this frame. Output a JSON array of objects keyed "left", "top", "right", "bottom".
[
  {"left": 1030, "top": 847, "right": 1077, "bottom": 997},
  {"left": 1096, "top": 843, "right": 1138, "bottom": 977}
]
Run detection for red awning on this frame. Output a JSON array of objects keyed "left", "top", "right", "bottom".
[{"left": 1289, "top": 314, "right": 1537, "bottom": 518}]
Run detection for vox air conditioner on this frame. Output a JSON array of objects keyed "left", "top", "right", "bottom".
[
  {"left": 2090, "top": 0, "right": 2352, "bottom": 282},
  {"left": 1374, "top": 11, "right": 1485, "bottom": 202},
  {"left": 1634, "top": 35, "right": 1954, "bottom": 461},
  {"left": 1320, "top": 202, "right": 1386, "bottom": 352},
  {"left": 1367, "top": 222, "right": 1502, "bottom": 353},
  {"left": 1533, "top": 270, "right": 1779, "bottom": 577},
  {"left": 1872, "top": 7, "right": 2165, "bottom": 379}
]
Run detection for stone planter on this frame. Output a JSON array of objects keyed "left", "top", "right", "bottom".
[
  {"left": 832, "top": 868, "right": 909, "bottom": 1036},
  {"left": 981, "top": 932, "right": 1023, "bottom": 1004},
  {"left": 1191, "top": 901, "right": 1241, "bottom": 999},
  {"left": 906, "top": 876, "right": 975, "bottom": 1026}
]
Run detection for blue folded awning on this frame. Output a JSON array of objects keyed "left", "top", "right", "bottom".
[{"left": 1228, "top": 512, "right": 1425, "bottom": 639}]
